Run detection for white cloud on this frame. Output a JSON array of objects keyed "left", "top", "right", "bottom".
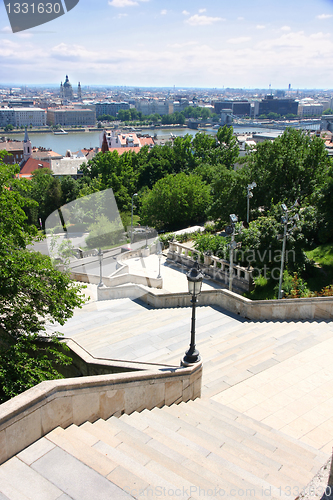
[
  {"left": 108, "top": 0, "right": 149, "bottom": 7},
  {"left": 256, "top": 25, "right": 265, "bottom": 29},
  {"left": 161, "top": 9, "right": 167, "bottom": 15},
  {"left": 116, "top": 13, "right": 128, "bottom": 18},
  {"left": 1, "top": 26, "right": 33, "bottom": 38},
  {"left": 167, "top": 41, "right": 199, "bottom": 48},
  {"left": 198, "top": 9, "right": 207, "bottom": 13},
  {"left": 16, "top": 33, "right": 33, "bottom": 38},
  {"left": 281, "top": 26, "right": 291, "bottom": 31},
  {"left": 237, "top": 17, "right": 244, "bottom": 21},
  {"left": 185, "top": 15, "right": 224, "bottom": 26},
  {"left": 109, "top": 0, "right": 138, "bottom": 6},
  {"left": 310, "top": 32, "right": 331, "bottom": 40},
  {"left": 227, "top": 37, "right": 251, "bottom": 44},
  {"left": 182, "top": 10, "right": 190, "bottom": 16},
  {"left": 50, "top": 43, "right": 97, "bottom": 61},
  {"left": 316, "top": 14, "right": 333, "bottom": 20},
  {"left": 2, "top": 24, "right": 333, "bottom": 88}
]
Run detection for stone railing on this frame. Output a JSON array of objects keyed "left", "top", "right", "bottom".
[
  {"left": 167, "top": 241, "right": 253, "bottom": 292},
  {"left": 0, "top": 361, "right": 202, "bottom": 466},
  {"left": 70, "top": 246, "right": 162, "bottom": 290},
  {"left": 98, "top": 284, "right": 333, "bottom": 321},
  {"left": 70, "top": 271, "right": 162, "bottom": 290}
]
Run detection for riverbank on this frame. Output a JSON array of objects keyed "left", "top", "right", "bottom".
[
  {"left": 1, "top": 118, "right": 320, "bottom": 138},
  {"left": 1, "top": 123, "right": 188, "bottom": 136}
]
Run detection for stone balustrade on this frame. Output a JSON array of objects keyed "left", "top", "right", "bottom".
[{"left": 167, "top": 241, "right": 253, "bottom": 292}]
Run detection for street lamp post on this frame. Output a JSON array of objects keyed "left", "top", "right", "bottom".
[
  {"left": 130, "top": 193, "right": 138, "bottom": 246},
  {"left": 157, "top": 240, "right": 162, "bottom": 279},
  {"left": 229, "top": 214, "right": 238, "bottom": 292},
  {"left": 182, "top": 262, "right": 203, "bottom": 366},
  {"left": 278, "top": 202, "right": 299, "bottom": 300},
  {"left": 98, "top": 247, "right": 104, "bottom": 288},
  {"left": 246, "top": 182, "right": 257, "bottom": 224}
]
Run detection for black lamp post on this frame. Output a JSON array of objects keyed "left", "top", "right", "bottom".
[
  {"left": 98, "top": 247, "right": 104, "bottom": 287},
  {"left": 182, "top": 262, "right": 203, "bottom": 366}
]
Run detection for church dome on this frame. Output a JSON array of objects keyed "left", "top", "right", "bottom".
[{"left": 63, "top": 75, "right": 72, "bottom": 88}]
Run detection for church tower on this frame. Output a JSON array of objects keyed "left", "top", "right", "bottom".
[
  {"left": 23, "top": 128, "right": 32, "bottom": 162},
  {"left": 101, "top": 131, "right": 109, "bottom": 154},
  {"left": 78, "top": 82, "right": 82, "bottom": 101}
]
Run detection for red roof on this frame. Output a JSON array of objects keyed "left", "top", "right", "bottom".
[
  {"left": 139, "top": 137, "right": 155, "bottom": 147},
  {"left": 19, "top": 158, "right": 51, "bottom": 178},
  {"left": 108, "top": 147, "right": 141, "bottom": 155}
]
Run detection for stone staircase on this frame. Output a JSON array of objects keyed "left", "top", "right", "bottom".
[
  {"left": 1, "top": 299, "right": 333, "bottom": 499},
  {"left": 0, "top": 397, "right": 327, "bottom": 500}
]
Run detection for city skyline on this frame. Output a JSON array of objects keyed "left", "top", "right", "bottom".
[{"left": 1, "top": 0, "right": 333, "bottom": 88}]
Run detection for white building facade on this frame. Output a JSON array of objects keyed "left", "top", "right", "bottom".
[{"left": 0, "top": 107, "right": 46, "bottom": 127}]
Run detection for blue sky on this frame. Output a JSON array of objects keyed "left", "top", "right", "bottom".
[{"left": 1, "top": 0, "right": 333, "bottom": 88}]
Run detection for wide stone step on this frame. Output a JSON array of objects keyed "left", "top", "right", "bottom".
[
  {"left": 84, "top": 418, "right": 218, "bottom": 500},
  {"left": 136, "top": 407, "right": 295, "bottom": 499},
  {"left": 173, "top": 400, "right": 324, "bottom": 480},
  {"left": 120, "top": 409, "right": 275, "bottom": 494},
  {"left": 115, "top": 411, "right": 287, "bottom": 500},
  {"left": 187, "top": 399, "right": 328, "bottom": 465},
  {"left": 60, "top": 421, "right": 190, "bottom": 500},
  {"left": 151, "top": 403, "right": 311, "bottom": 489}
]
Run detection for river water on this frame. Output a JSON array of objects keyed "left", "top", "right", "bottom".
[{"left": 4, "top": 124, "right": 313, "bottom": 156}]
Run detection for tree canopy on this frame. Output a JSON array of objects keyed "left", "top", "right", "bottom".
[
  {"left": 140, "top": 172, "right": 211, "bottom": 231},
  {"left": 0, "top": 156, "right": 85, "bottom": 402}
]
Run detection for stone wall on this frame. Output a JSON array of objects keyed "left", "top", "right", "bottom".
[
  {"left": 0, "top": 363, "right": 202, "bottom": 466},
  {"left": 98, "top": 284, "right": 333, "bottom": 321}
]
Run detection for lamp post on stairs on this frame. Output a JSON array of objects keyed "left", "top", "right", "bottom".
[{"left": 181, "top": 262, "right": 203, "bottom": 366}]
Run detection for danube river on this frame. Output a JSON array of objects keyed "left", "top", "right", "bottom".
[{"left": 4, "top": 124, "right": 314, "bottom": 156}]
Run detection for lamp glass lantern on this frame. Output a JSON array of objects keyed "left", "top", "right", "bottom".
[{"left": 187, "top": 271, "right": 203, "bottom": 296}]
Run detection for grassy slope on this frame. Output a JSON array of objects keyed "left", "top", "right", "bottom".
[
  {"left": 304, "top": 244, "right": 333, "bottom": 292},
  {"left": 244, "top": 244, "right": 333, "bottom": 300}
]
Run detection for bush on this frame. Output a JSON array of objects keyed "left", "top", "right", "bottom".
[
  {"left": 158, "top": 233, "right": 175, "bottom": 249},
  {"left": 276, "top": 271, "right": 310, "bottom": 298},
  {"left": 85, "top": 215, "right": 126, "bottom": 249}
]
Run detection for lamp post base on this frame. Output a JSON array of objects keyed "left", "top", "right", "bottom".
[{"left": 181, "top": 348, "right": 201, "bottom": 366}]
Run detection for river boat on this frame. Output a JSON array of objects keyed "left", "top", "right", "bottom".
[{"left": 53, "top": 129, "right": 68, "bottom": 135}]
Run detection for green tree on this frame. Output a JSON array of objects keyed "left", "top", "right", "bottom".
[
  {"left": 172, "top": 135, "right": 196, "bottom": 173},
  {"left": 244, "top": 128, "right": 331, "bottom": 210},
  {"left": 81, "top": 151, "right": 137, "bottom": 211},
  {"left": 192, "top": 132, "right": 217, "bottom": 164},
  {"left": 140, "top": 172, "right": 211, "bottom": 231},
  {"left": 0, "top": 157, "right": 85, "bottom": 403},
  {"left": 61, "top": 176, "right": 80, "bottom": 205},
  {"left": 208, "top": 163, "right": 251, "bottom": 223},
  {"left": 315, "top": 166, "right": 333, "bottom": 243},
  {"left": 215, "top": 125, "right": 240, "bottom": 169},
  {"left": 137, "top": 143, "right": 174, "bottom": 190}
]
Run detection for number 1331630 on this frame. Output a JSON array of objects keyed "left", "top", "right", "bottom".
[{"left": 6, "top": 2, "right": 62, "bottom": 14}]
